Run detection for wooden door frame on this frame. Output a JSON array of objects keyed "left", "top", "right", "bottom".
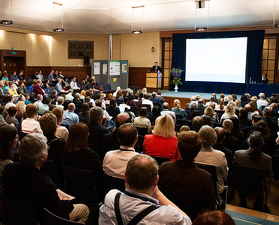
[{"left": 0, "top": 49, "right": 26, "bottom": 78}]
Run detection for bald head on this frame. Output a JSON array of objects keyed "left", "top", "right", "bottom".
[
  {"left": 68, "top": 103, "right": 75, "bottom": 111},
  {"left": 116, "top": 112, "right": 131, "bottom": 128},
  {"left": 162, "top": 102, "right": 169, "bottom": 110},
  {"left": 245, "top": 104, "right": 251, "bottom": 112},
  {"left": 214, "top": 127, "right": 225, "bottom": 143}
]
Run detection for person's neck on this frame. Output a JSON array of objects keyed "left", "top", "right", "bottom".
[{"left": 127, "top": 187, "right": 153, "bottom": 197}]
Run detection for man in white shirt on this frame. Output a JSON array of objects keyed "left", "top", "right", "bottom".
[
  {"left": 66, "top": 90, "right": 74, "bottom": 102},
  {"left": 70, "top": 77, "right": 80, "bottom": 91},
  {"left": 142, "top": 94, "right": 154, "bottom": 109},
  {"left": 160, "top": 102, "right": 176, "bottom": 121},
  {"left": 4, "top": 96, "right": 16, "bottom": 110},
  {"left": 103, "top": 123, "right": 138, "bottom": 179},
  {"left": 34, "top": 94, "right": 44, "bottom": 108}
]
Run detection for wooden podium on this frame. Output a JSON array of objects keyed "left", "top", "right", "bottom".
[{"left": 146, "top": 73, "right": 162, "bottom": 89}]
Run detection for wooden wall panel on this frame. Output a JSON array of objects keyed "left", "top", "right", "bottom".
[
  {"left": 129, "top": 67, "right": 150, "bottom": 89},
  {"left": 26, "top": 66, "right": 91, "bottom": 82}
]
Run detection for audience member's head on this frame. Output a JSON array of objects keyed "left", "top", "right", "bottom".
[
  {"left": 259, "top": 93, "right": 265, "bottom": 99},
  {"left": 174, "top": 99, "right": 181, "bottom": 109},
  {"left": 57, "top": 97, "right": 64, "bottom": 105},
  {"left": 66, "top": 123, "right": 89, "bottom": 152},
  {"left": 225, "top": 103, "right": 235, "bottom": 116},
  {"left": 68, "top": 103, "right": 75, "bottom": 112},
  {"left": 178, "top": 131, "right": 201, "bottom": 161},
  {"left": 43, "top": 97, "right": 52, "bottom": 106},
  {"left": 192, "top": 210, "right": 236, "bottom": 225},
  {"left": 248, "top": 131, "right": 264, "bottom": 158},
  {"left": 153, "top": 114, "right": 175, "bottom": 138},
  {"left": 192, "top": 116, "right": 204, "bottom": 132},
  {"left": 81, "top": 103, "right": 90, "bottom": 115},
  {"left": 198, "top": 125, "right": 217, "bottom": 147},
  {"left": 89, "top": 106, "right": 103, "bottom": 123},
  {"left": 116, "top": 112, "right": 131, "bottom": 129},
  {"left": 179, "top": 125, "right": 190, "bottom": 133},
  {"left": 19, "top": 133, "right": 48, "bottom": 167},
  {"left": 117, "top": 123, "right": 138, "bottom": 147},
  {"left": 252, "top": 114, "right": 261, "bottom": 126},
  {"left": 189, "top": 101, "right": 198, "bottom": 110},
  {"left": 139, "top": 107, "right": 148, "bottom": 118},
  {"left": 235, "top": 99, "right": 241, "bottom": 108},
  {"left": 109, "top": 98, "right": 117, "bottom": 108},
  {"left": 0, "top": 125, "right": 18, "bottom": 160},
  {"left": 239, "top": 108, "right": 248, "bottom": 119},
  {"left": 26, "top": 104, "right": 39, "bottom": 119},
  {"left": 222, "top": 119, "right": 233, "bottom": 133},
  {"left": 51, "top": 107, "right": 64, "bottom": 124},
  {"left": 162, "top": 102, "right": 169, "bottom": 110},
  {"left": 202, "top": 115, "right": 212, "bottom": 126},
  {"left": 125, "top": 154, "right": 158, "bottom": 191},
  {"left": 151, "top": 106, "right": 161, "bottom": 117},
  {"left": 37, "top": 94, "right": 43, "bottom": 101},
  {"left": 214, "top": 127, "right": 225, "bottom": 143},
  {"left": 263, "top": 107, "right": 272, "bottom": 118},
  {"left": 39, "top": 113, "right": 57, "bottom": 136},
  {"left": 7, "top": 106, "right": 17, "bottom": 116},
  {"left": 204, "top": 106, "right": 214, "bottom": 118}
]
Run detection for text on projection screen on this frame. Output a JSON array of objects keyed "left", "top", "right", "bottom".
[{"left": 185, "top": 37, "right": 248, "bottom": 83}]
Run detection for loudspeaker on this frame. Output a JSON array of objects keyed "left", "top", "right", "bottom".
[{"left": 84, "top": 56, "right": 90, "bottom": 65}]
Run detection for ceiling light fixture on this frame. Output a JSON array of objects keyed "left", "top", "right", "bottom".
[
  {"left": 132, "top": 5, "right": 144, "bottom": 34},
  {"left": 194, "top": 0, "right": 210, "bottom": 32},
  {"left": 53, "top": 2, "right": 64, "bottom": 32},
  {"left": 0, "top": 0, "right": 13, "bottom": 25}
]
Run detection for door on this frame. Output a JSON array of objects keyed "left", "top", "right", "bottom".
[{"left": 4, "top": 56, "right": 25, "bottom": 75}]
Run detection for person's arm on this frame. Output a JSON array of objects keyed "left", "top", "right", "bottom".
[
  {"left": 221, "top": 154, "right": 228, "bottom": 181},
  {"left": 152, "top": 186, "right": 188, "bottom": 217}
]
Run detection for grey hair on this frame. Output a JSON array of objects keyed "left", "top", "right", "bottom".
[
  {"left": 189, "top": 101, "right": 198, "bottom": 110},
  {"left": 259, "top": 93, "right": 265, "bottom": 99},
  {"left": 57, "top": 97, "right": 64, "bottom": 105},
  {"left": 198, "top": 125, "right": 217, "bottom": 146},
  {"left": 89, "top": 106, "right": 104, "bottom": 122},
  {"left": 19, "top": 133, "right": 48, "bottom": 167}
]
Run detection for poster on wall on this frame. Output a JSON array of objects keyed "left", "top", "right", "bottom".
[
  {"left": 109, "top": 60, "right": 120, "bottom": 78},
  {"left": 122, "top": 61, "right": 127, "bottom": 74},
  {"left": 103, "top": 62, "right": 107, "bottom": 75},
  {"left": 94, "top": 62, "right": 100, "bottom": 74}
]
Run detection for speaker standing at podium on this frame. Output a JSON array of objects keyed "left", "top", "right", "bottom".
[{"left": 150, "top": 62, "right": 161, "bottom": 73}]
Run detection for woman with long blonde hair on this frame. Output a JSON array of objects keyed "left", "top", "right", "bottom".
[
  {"left": 220, "top": 103, "right": 237, "bottom": 123},
  {"left": 171, "top": 99, "right": 187, "bottom": 120},
  {"left": 143, "top": 114, "right": 180, "bottom": 161}
]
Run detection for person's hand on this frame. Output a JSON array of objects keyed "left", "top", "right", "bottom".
[{"left": 152, "top": 186, "right": 162, "bottom": 200}]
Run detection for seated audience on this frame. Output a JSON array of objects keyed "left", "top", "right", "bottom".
[
  {"left": 87, "top": 106, "right": 109, "bottom": 161},
  {"left": 172, "top": 99, "right": 187, "bottom": 120},
  {"left": 61, "top": 103, "right": 79, "bottom": 129},
  {"left": 33, "top": 79, "right": 45, "bottom": 98},
  {"left": 17, "top": 81, "right": 27, "bottom": 95},
  {"left": 159, "top": 131, "right": 215, "bottom": 220},
  {"left": 220, "top": 103, "right": 237, "bottom": 123},
  {"left": 38, "top": 97, "right": 51, "bottom": 115},
  {"left": 240, "top": 94, "right": 249, "bottom": 108},
  {"left": 257, "top": 93, "right": 268, "bottom": 107},
  {"left": 99, "top": 154, "right": 191, "bottom": 224},
  {"left": 238, "top": 108, "right": 252, "bottom": 127},
  {"left": 203, "top": 106, "right": 217, "bottom": 127},
  {"left": 192, "top": 116, "right": 204, "bottom": 132},
  {"left": 62, "top": 123, "right": 104, "bottom": 201},
  {"left": 186, "top": 96, "right": 196, "bottom": 109},
  {"left": 161, "top": 102, "right": 176, "bottom": 120},
  {"left": 142, "top": 94, "right": 154, "bottom": 109},
  {"left": 34, "top": 94, "right": 43, "bottom": 108},
  {"left": 15, "top": 101, "right": 25, "bottom": 123},
  {"left": 143, "top": 114, "right": 180, "bottom": 161},
  {"left": 133, "top": 107, "right": 151, "bottom": 130},
  {"left": 215, "top": 98, "right": 225, "bottom": 111},
  {"left": 115, "top": 90, "right": 124, "bottom": 101},
  {"left": 5, "top": 106, "right": 19, "bottom": 126},
  {"left": 3, "top": 133, "right": 89, "bottom": 224},
  {"left": 128, "top": 93, "right": 142, "bottom": 108},
  {"left": 179, "top": 125, "right": 190, "bottom": 133},
  {"left": 155, "top": 90, "right": 165, "bottom": 104},
  {"left": 230, "top": 116, "right": 245, "bottom": 148},
  {"left": 70, "top": 77, "right": 80, "bottom": 91},
  {"left": 235, "top": 99, "right": 242, "bottom": 111},
  {"left": 65, "top": 89, "right": 74, "bottom": 101},
  {"left": 7, "top": 83, "right": 18, "bottom": 97},
  {"left": 0, "top": 125, "right": 18, "bottom": 191},
  {"left": 21, "top": 104, "right": 43, "bottom": 134},
  {"left": 150, "top": 92, "right": 162, "bottom": 108},
  {"left": 103, "top": 123, "right": 138, "bottom": 179},
  {"left": 119, "top": 96, "right": 131, "bottom": 113},
  {"left": 4, "top": 95, "right": 16, "bottom": 110},
  {"left": 197, "top": 99, "right": 205, "bottom": 114},
  {"left": 52, "top": 107, "right": 69, "bottom": 142},
  {"left": 222, "top": 119, "right": 239, "bottom": 154},
  {"left": 195, "top": 125, "right": 228, "bottom": 196},
  {"left": 262, "top": 107, "right": 278, "bottom": 139},
  {"left": 56, "top": 96, "right": 64, "bottom": 109},
  {"left": 149, "top": 105, "right": 161, "bottom": 123},
  {"left": 106, "top": 98, "right": 120, "bottom": 121},
  {"left": 234, "top": 131, "right": 272, "bottom": 210},
  {"left": 206, "top": 96, "right": 217, "bottom": 107},
  {"left": 78, "top": 102, "right": 90, "bottom": 123}
]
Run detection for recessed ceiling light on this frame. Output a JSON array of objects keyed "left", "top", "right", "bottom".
[
  {"left": 0, "top": 20, "right": 13, "bottom": 25},
  {"left": 195, "top": 27, "right": 207, "bottom": 31},
  {"left": 132, "top": 30, "right": 142, "bottom": 34}
]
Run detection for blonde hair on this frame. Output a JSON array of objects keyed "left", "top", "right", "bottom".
[
  {"left": 179, "top": 125, "right": 190, "bottom": 133},
  {"left": 251, "top": 96, "right": 258, "bottom": 101},
  {"left": 235, "top": 99, "right": 241, "bottom": 108},
  {"left": 228, "top": 95, "right": 233, "bottom": 101},
  {"left": 153, "top": 114, "right": 175, "bottom": 138},
  {"left": 174, "top": 99, "right": 181, "bottom": 109},
  {"left": 142, "top": 88, "right": 147, "bottom": 95},
  {"left": 195, "top": 94, "right": 201, "bottom": 101},
  {"left": 198, "top": 125, "right": 217, "bottom": 146},
  {"left": 218, "top": 98, "right": 224, "bottom": 111},
  {"left": 225, "top": 103, "right": 235, "bottom": 116},
  {"left": 209, "top": 102, "right": 216, "bottom": 110},
  {"left": 204, "top": 106, "right": 214, "bottom": 118},
  {"left": 16, "top": 101, "right": 26, "bottom": 116}
]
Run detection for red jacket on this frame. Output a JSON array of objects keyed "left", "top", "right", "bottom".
[
  {"left": 33, "top": 84, "right": 44, "bottom": 97},
  {"left": 143, "top": 134, "right": 180, "bottom": 161}
]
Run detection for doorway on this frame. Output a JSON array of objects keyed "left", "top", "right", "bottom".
[{"left": 4, "top": 56, "right": 25, "bottom": 75}]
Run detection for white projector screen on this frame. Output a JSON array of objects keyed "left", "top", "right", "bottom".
[{"left": 185, "top": 37, "right": 248, "bottom": 83}]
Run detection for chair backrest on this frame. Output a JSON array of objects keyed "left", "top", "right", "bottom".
[
  {"left": 44, "top": 89, "right": 49, "bottom": 95},
  {"left": 107, "top": 84, "right": 112, "bottom": 90},
  {"left": 62, "top": 165, "right": 98, "bottom": 206},
  {"left": 102, "top": 84, "right": 108, "bottom": 90},
  {"left": 49, "top": 88, "right": 54, "bottom": 94},
  {"left": 40, "top": 160, "right": 60, "bottom": 189},
  {"left": 103, "top": 173, "right": 125, "bottom": 194},
  {"left": 150, "top": 156, "right": 170, "bottom": 166},
  {"left": 116, "top": 99, "right": 124, "bottom": 105},
  {"left": 176, "top": 114, "right": 183, "bottom": 120},
  {"left": 130, "top": 106, "right": 139, "bottom": 117},
  {"left": 136, "top": 135, "right": 145, "bottom": 153},
  {"left": 27, "top": 89, "right": 32, "bottom": 95},
  {"left": 231, "top": 164, "right": 264, "bottom": 194},
  {"left": 273, "top": 155, "right": 279, "bottom": 181},
  {"left": 0, "top": 192, "right": 40, "bottom": 225},
  {"left": 60, "top": 124, "right": 70, "bottom": 131},
  {"left": 142, "top": 104, "right": 151, "bottom": 115},
  {"left": 44, "top": 208, "right": 85, "bottom": 225},
  {"left": 159, "top": 188, "right": 202, "bottom": 221},
  {"left": 135, "top": 127, "right": 148, "bottom": 136},
  {"left": 196, "top": 163, "right": 218, "bottom": 197}
]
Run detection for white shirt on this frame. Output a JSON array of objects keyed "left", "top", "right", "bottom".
[
  {"left": 257, "top": 99, "right": 268, "bottom": 107},
  {"left": 142, "top": 99, "right": 154, "bottom": 109},
  {"left": 4, "top": 102, "right": 16, "bottom": 110},
  {"left": 103, "top": 146, "right": 138, "bottom": 179},
  {"left": 161, "top": 110, "right": 176, "bottom": 121},
  {"left": 56, "top": 125, "right": 68, "bottom": 142},
  {"left": 34, "top": 100, "right": 43, "bottom": 108},
  {"left": 70, "top": 81, "right": 79, "bottom": 90},
  {"left": 119, "top": 104, "right": 130, "bottom": 113},
  {"left": 21, "top": 118, "right": 43, "bottom": 134},
  {"left": 65, "top": 93, "right": 74, "bottom": 101}
]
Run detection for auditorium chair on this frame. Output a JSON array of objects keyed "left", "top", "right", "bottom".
[
  {"left": 150, "top": 156, "right": 170, "bottom": 166},
  {"left": 103, "top": 173, "right": 125, "bottom": 195},
  {"left": 130, "top": 106, "right": 139, "bottom": 117},
  {"left": 142, "top": 104, "right": 151, "bottom": 116},
  {"left": 273, "top": 155, "right": 279, "bottom": 181}
]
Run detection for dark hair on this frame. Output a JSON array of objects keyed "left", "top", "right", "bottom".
[
  {"left": 263, "top": 107, "right": 272, "bottom": 117},
  {"left": 124, "top": 96, "right": 129, "bottom": 104},
  {"left": 239, "top": 108, "right": 248, "bottom": 119},
  {"left": 0, "top": 125, "right": 17, "bottom": 160},
  {"left": 151, "top": 105, "right": 161, "bottom": 117},
  {"left": 248, "top": 131, "right": 264, "bottom": 158},
  {"left": 26, "top": 104, "right": 39, "bottom": 118},
  {"left": 126, "top": 154, "right": 158, "bottom": 190},
  {"left": 6, "top": 95, "right": 13, "bottom": 102},
  {"left": 192, "top": 110, "right": 201, "bottom": 119},
  {"left": 81, "top": 103, "right": 90, "bottom": 115},
  {"left": 240, "top": 95, "right": 247, "bottom": 101},
  {"left": 232, "top": 94, "right": 237, "bottom": 101},
  {"left": 192, "top": 210, "right": 235, "bottom": 225},
  {"left": 117, "top": 123, "right": 137, "bottom": 146},
  {"left": 229, "top": 116, "right": 243, "bottom": 140},
  {"left": 7, "top": 106, "right": 17, "bottom": 116},
  {"left": 139, "top": 107, "right": 148, "bottom": 117},
  {"left": 178, "top": 131, "right": 201, "bottom": 161},
  {"left": 252, "top": 114, "right": 261, "bottom": 123},
  {"left": 192, "top": 116, "right": 204, "bottom": 132},
  {"left": 43, "top": 97, "right": 51, "bottom": 105},
  {"left": 66, "top": 123, "right": 89, "bottom": 152},
  {"left": 63, "top": 100, "right": 71, "bottom": 110},
  {"left": 109, "top": 98, "right": 116, "bottom": 107},
  {"left": 203, "top": 115, "right": 212, "bottom": 126},
  {"left": 95, "top": 99, "right": 102, "bottom": 107},
  {"left": 214, "top": 127, "right": 225, "bottom": 143}
]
